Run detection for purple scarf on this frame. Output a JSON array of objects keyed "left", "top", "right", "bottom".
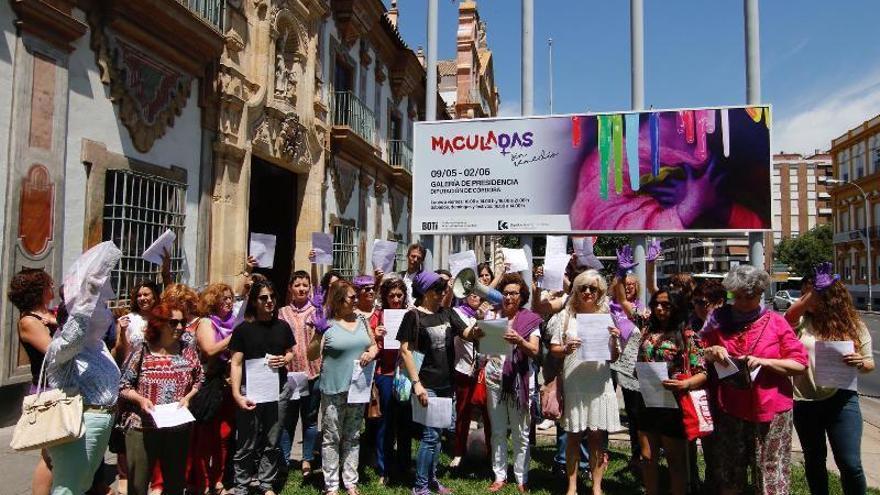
[
  {"left": 455, "top": 303, "right": 478, "bottom": 319},
  {"left": 502, "top": 309, "right": 543, "bottom": 411},
  {"left": 609, "top": 299, "right": 645, "bottom": 342},
  {"left": 209, "top": 312, "right": 236, "bottom": 341}
]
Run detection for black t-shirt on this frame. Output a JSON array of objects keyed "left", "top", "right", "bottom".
[
  {"left": 229, "top": 318, "right": 295, "bottom": 390},
  {"left": 397, "top": 307, "right": 468, "bottom": 390}
]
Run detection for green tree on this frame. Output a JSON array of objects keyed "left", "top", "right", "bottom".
[{"left": 774, "top": 224, "right": 833, "bottom": 277}]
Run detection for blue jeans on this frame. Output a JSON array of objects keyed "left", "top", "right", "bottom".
[
  {"left": 374, "top": 374, "right": 413, "bottom": 477},
  {"left": 414, "top": 386, "right": 453, "bottom": 490},
  {"left": 279, "top": 377, "right": 321, "bottom": 465},
  {"left": 47, "top": 411, "right": 113, "bottom": 495},
  {"left": 554, "top": 427, "right": 589, "bottom": 470},
  {"left": 794, "top": 390, "right": 866, "bottom": 495}
]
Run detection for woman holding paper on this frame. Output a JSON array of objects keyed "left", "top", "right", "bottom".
[
  {"left": 547, "top": 270, "right": 621, "bottom": 495},
  {"left": 371, "top": 277, "right": 414, "bottom": 483},
  {"left": 636, "top": 289, "right": 706, "bottom": 495},
  {"left": 701, "top": 265, "right": 807, "bottom": 495},
  {"left": 307, "top": 279, "right": 378, "bottom": 495},
  {"left": 119, "top": 302, "right": 204, "bottom": 495},
  {"left": 484, "top": 273, "right": 543, "bottom": 493},
  {"left": 278, "top": 270, "right": 321, "bottom": 477},
  {"left": 398, "top": 270, "right": 482, "bottom": 495},
  {"left": 785, "top": 265, "right": 874, "bottom": 495}
]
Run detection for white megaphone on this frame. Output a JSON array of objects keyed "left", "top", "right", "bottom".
[{"left": 452, "top": 268, "right": 503, "bottom": 306}]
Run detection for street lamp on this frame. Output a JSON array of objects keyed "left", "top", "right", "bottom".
[{"left": 827, "top": 178, "right": 872, "bottom": 311}]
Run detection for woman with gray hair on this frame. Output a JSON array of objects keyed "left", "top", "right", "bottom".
[
  {"left": 548, "top": 270, "right": 622, "bottom": 495},
  {"left": 701, "top": 265, "right": 808, "bottom": 495}
]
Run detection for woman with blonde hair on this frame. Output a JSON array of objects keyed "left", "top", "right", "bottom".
[
  {"left": 785, "top": 263, "right": 874, "bottom": 495},
  {"left": 548, "top": 270, "right": 622, "bottom": 495}
]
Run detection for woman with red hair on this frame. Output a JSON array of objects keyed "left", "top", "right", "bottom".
[{"left": 119, "top": 303, "right": 204, "bottom": 495}]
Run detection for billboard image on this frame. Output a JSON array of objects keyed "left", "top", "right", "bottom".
[{"left": 412, "top": 106, "right": 771, "bottom": 234}]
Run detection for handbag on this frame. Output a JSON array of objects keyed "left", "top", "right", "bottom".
[
  {"left": 393, "top": 309, "right": 420, "bottom": 402},
  {"left": 540, "top": 314, "right": 570, "bottom": 421},
  {"left": 189, "top": 369, "right": 227, "bottom": 422},
  {"left": 10, "top": 351, "right": 84, "bottom": 452},
  {"left": 718, "top": 314, "right": 770, "bottom": 390},
  {"left": 673, "top": 334, "right": 713, "bottom": 441},
  {"left": 108, "top": 343, "right": 148, "bottom": 454},
  {"left": 367, "top": 383, "right": 382, "bottom": 419},
  {"left": 471, "top": 366, "right": 488, "bottom": 408}
]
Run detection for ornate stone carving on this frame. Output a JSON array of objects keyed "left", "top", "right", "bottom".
[
  {"left": 330, "top": 158, "right": 358, "bottom": 213},
  {"left": 374, "top": 181, "right": 387, "bottom": 199},
  {"left": 251, "top": 106, "right": 306, "bottom": 164},
  {"left": 359, "top": 172, "right": 373, "bottom": 189},
  {"left": 374, "top": 62, "right": 386, "bottom": 84},
  {"left": 19, "top": 164, "right": 55, "bottom": 256},
  {"left": 89, "top": 13, "right": 192, "bottom": 153}
]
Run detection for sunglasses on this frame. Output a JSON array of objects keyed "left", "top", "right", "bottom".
[
  {"left": 346, "top": 294, "right": 358, "bottom": 301},
  {"left": 579, "top": 285, "right": 600, "bottom": 294},
  {"left": 693, "top": 299, "right": 709, "bottom": 307},
  {"left": 168, "top": 318, "right": 185, "bottom": 328},
  {"left": 359, "top": 286, "right": 376, "bottom": 293},
  {"left": 502, "top": 291, "right": 521, "bottom": 298},
  {"left": 651, "top": 301, "right": 672, "bottom": 309},
  {"left": 258, "top": 294, "right": 276, "bottom": 302}
]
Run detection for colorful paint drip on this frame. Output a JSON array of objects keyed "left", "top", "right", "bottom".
[
  {"left": 721, "top": 109, "right": 730, "bottom": 157},
  {"left": 571, "top": 116, "right": 581, "bottom": 148},
  {"left": 677, "top": 110, "right": 695, "bottom": 143},
  {"left": 694, "top": 110, "right": 709, "bottom": 162},
  {"left": 625, "top": 113, "right": 640, "bottom": 191},
  {"left": 649, "top": 113, "right": 660, "bottom": 176},
  {"left": 612, "top": 114, "right": 624, "bottom": 194},
  {"left": 745, "top": 106, "right": 763, "bottom": 123},
  {"left": 598, "top": 115, "right": 611, "bottom": 200}
]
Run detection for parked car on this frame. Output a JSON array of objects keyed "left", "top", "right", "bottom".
[{"left": 773, "top": 289, "right": 801, "bottom": 311}]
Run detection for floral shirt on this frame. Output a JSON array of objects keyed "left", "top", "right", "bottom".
[
  {"left": 120, "top": 342, "right": 204, "bottom": 429},
  {"left": 638, "top": 327, "right": 705, "bottom": 377}
]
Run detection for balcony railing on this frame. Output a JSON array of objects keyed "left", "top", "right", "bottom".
[
  {"left": 388, "top": 140, "right": 412, "bottom": 174},
  {"left": 179, "top": 0, "right": 225, "bottom": 31},
  {"left": 332, "top": 91, "right": 375, "bottom": 144}
]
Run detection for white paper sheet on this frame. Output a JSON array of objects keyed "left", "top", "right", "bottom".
[
  {"left": 311, "top": 232, "right": 334, "bottom": 265},
  {"left": 571, "top": 237, "right": 603, "bottom": 270},
  {"left": 636, "top": 362, "right": 677, "bottom": 409},
  {"left": 448, "top": 250, "right": 478, "bottom": 279},
  {"left": 348, "top": 361, "right": 377, "bottom": 404},
  {"left": 411, "top": 395, "right": 454, "bottom": 429},
  {"left": 477, "top": 318, "right": 511, "bottom": 356},
  {"left": 245, "top": 357, "right": 280, "bottom": 404},
  {"left": 142, "top": 229, "right": 176, "bottom": 265},
  {"left": 713, "top": 357, "right": 740, "bottom": 380},
  {"left": 546, "top": 235, "right": 568, "bottom": 257},
  {"left": 541, "top": 254, "right": 570, "bottom": 292},
  {"left": 150, "top": 402, "right": 195, "bottom": 429},
  {"left": 502, "top": 248, "right": 529, "bottom": 273},
  {"left": 249, "top": 233, "right": 277, "bottom": 269},
  {"left": 382, "top": 309, "right": 407, "bottom": 350},
  {"left": 815, "top": 341, "right": 858, "bottom": 391},
  {"left": 286, "top": 371, "right": 310, "bottom": 400},
  {"left": 575, "top": 313, "right": 614, "bottom": 362},
  {"left": 372, "top": 240, "right": 399, "bottom": 273}
]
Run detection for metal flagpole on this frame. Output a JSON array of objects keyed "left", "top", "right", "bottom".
[
  {"left": 744, "top": 0, "right": 765, "bottom": 271},
  {"left": 630, "top": 0, "right": 648, "bottom": 305},
  {"left": 425, "top": 0, "right": 438, "bottom": 270}
]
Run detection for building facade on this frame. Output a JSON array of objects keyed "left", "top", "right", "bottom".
[
  {"left": 0, "top": 0, "right": 223, "bottom": 388},
  {"left": 830, "top": 114, "right": 880, "bottom": 308},
  {"left": 771, "top": 151, "right": 832, "bottom": 246}
]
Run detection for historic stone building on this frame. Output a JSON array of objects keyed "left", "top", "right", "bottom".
[
  {"left": 0, "top": 0, "right": 223, "bottom": 392},
  {"left": 209, "top": 0, "right": 329, "bottom": 300}
]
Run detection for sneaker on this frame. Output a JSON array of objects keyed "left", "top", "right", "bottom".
[
  {"left": 431, "top": 481, "right": 453, "bottom": 495},
  {"left": 536, "top": 419, "right": 555, "bottom": 430},
  {"left": 411, "top": 488, "right": 430, "bottom": 495},
  {"left": 448, "top": 456, "right": 462, "bottom": 468}
]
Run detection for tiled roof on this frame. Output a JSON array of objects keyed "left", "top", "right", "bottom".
[{"left": 438, "top": 59, "right": 457, "bottom": 76}]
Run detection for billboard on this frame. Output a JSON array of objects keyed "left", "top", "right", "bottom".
[{"left": 412, "top": 106, "right": 771, "bottom": 234}]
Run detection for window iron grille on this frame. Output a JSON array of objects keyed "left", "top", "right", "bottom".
[
  {"left": 332, "top": 224, "right": 359, "bottom": 280},
  {"left": 102, "top": 169, "right": 186, "bottom": 307}
]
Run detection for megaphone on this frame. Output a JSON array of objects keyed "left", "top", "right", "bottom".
[{"left": 452, "top": 268, "right": 503, "bottom": 306}]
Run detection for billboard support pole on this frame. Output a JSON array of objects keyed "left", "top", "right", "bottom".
[
  {"left": 744, "top": 0, "right": 765, "bottom": 272},
  {"left": 426, "top": 0, "right": 438, "bottom": 270},
  {"left": 521, "top": 0, "right": 534, "bottom": 304},
  {"left": 630, "top": 0, "right": 648, "bottom": 305}
]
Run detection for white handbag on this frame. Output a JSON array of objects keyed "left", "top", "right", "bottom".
[{"left": 10, "top": 355, "right": 84, "bottom": 452}]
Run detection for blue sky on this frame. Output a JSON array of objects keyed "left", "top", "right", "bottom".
[{"left": 389, "top": 1, "right": 880, "bottom": 155}]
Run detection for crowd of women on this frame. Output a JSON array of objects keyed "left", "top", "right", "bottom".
[{"left": 7, "top": 240, "right": 875, "bottom": 495}]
